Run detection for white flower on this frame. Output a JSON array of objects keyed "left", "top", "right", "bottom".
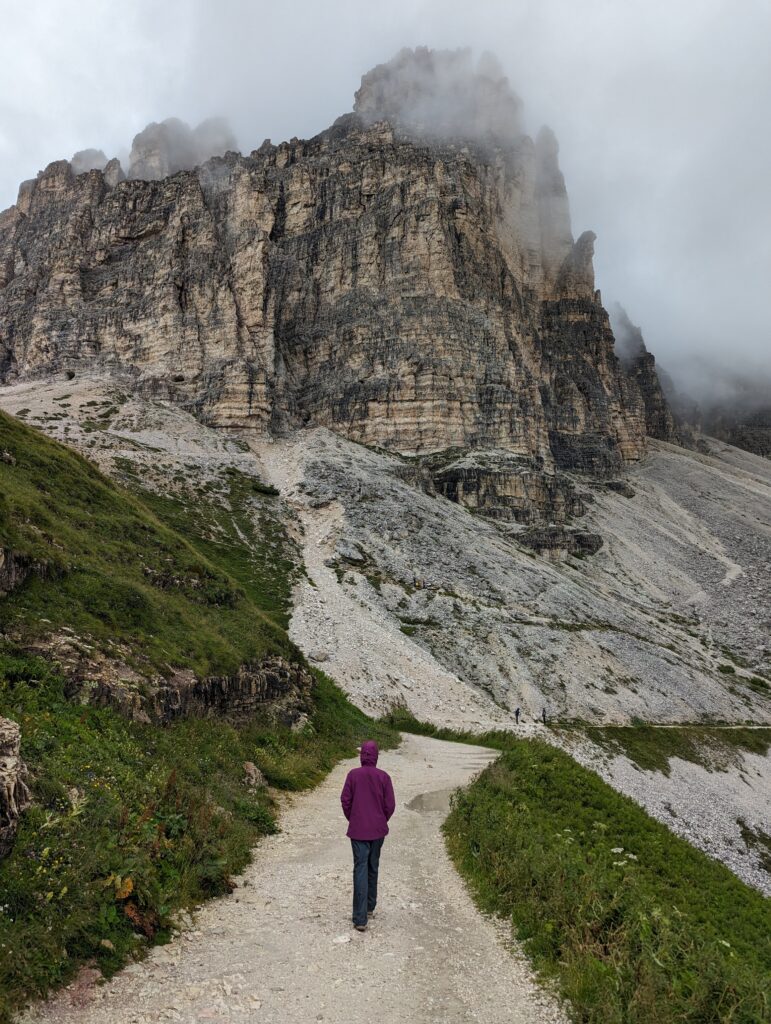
[{"left": 611, "top": 847, "right": 624, "bottom": 854}]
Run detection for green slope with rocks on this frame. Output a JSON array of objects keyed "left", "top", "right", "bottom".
[{"left": 0, "top": 409, "right": 396, "bottom": 1023}]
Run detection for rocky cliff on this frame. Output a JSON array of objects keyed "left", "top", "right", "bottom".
[
  {"left": 0, "top": 48, "right": 672, "bottom": 522},
  {"left": 610, "top": 304, "right": 679, "bottom": 444}
]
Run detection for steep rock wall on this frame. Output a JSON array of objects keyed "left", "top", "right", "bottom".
[
  {"left": 0, "top": 125, "right": 645, "bottom": 450},
  {"left": 0, "top": 53, "right": 660, "bottom": 521}
]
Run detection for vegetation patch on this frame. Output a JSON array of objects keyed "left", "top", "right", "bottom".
[
  {"left": 0, "top": 411, "right": 399, "bottom": 1021},
  {"left": 386, "top": 711, "right": 771, "bottom": 1023},
  {"left": 738, "top": 818, "right": 771, "bottom": 874},
  {"left": 0, "top": 653, "right": 396, "bottom": 1023},
  {"left": 0, "top": 410, "right": 294, "bottom": 677},
  {"left": 445, "top": 740, "right": 770, "bottom": 1024},
  {"left": 581, "top": 725, "right": 771, "bottom": 776}
]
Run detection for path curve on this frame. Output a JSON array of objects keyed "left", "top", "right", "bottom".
[{"left": 23, "top": 735, "right": 566, "bottom": 1024}]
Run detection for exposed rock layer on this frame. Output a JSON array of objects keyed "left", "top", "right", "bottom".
[
  {"left": 30, "top": 630, "right": 313, "bottom": 727},
  {"left": 0, "top": 717, "right": 31, "bottom": 858},
  {"left": 610, "top": 305, "right": 679, "bottom": 444},
  {"left": 0, "top": 548, "right": 52, "bottom": 596}
]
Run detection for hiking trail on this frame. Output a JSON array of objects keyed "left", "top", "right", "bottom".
[{"left": 22, "top": 734, "right": 567, "bottom": 1024}]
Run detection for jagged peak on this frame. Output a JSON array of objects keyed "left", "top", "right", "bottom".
[{"left": 353, "top": 46, "right": 523, "bottom": 146}]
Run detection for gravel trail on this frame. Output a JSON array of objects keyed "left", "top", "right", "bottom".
[{"left": 23, "top": 734, "right": 566, "bottom": 1024}]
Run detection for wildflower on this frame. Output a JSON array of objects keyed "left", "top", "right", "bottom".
[{"left": 611, "top": 847, "right": 624, "bottom": 854}]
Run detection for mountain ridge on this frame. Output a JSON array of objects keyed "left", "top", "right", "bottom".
[{"left": 0, "top": 49, "right": 681, "bottom": 527}]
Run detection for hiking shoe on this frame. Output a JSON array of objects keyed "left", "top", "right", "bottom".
[
  {"left": 367, "top": 910, "right": 375, "bottom": 918},
  {"left": 354, "top": 923, "right": 367, "bottom": 932}
]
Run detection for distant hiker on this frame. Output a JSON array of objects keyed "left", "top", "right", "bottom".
[
  {"left": 340, "top": 740, "right": 396, "bottom": 932},
  {"left": 541, "top": 707, "right": 547, "bottom": 726},
  {"left": 515, "top": 707, "right": 521, "bottom": 724}
]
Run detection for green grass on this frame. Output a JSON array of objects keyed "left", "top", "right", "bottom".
[
  {"left": 582, "top": 725, "right": 771, "bottom": 776},
  {"left": 0, "top": 409, "right": 293, "bottom": 677},
  {"left": 0, "top": 652, "right": 397, "bottom": 1023},
  {"left": 137, "top": 466, "right": 294, "bottom": 630},
  {"left": 387, "top": 712, "right": 771, "bottom": 1023},
  {"left": 0, "top": 411, "right": 399, "bottom": 1020}
]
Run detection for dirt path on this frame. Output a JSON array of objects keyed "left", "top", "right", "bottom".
[{"left": 23, "top": 735, "right": 566, "bottom": 1024}]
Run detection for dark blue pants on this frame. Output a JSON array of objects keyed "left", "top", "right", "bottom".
[{"left": 350, "top": 837, "right": 384, "bottom": 926}]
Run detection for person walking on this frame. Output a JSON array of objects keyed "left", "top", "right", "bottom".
[
  {"left": 340, "top": 740, "right": 396, "bottom": 932},
  {"left": 515, "top": 707, "right": 521, "bottom": 724}
]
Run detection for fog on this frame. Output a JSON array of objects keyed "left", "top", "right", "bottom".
[
  {"left": 354, "top": 48, "right": 523, "bottom": 145},
  {"left": 1, "top": 0, "right": 769, "bottom": 396}
]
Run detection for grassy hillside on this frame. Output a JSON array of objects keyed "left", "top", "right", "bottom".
[
  {"left": 0, "top": 655, "right": 395, "bottom": 1023},
  {"left": 0, "top": 411, "right": 398, "bottom": 1022},
  {"left": 0, "top": 408, "right": 293, "bottom": 675},
  {"left": 386, "top": 712, "right": 771, "bottom": 1024}
]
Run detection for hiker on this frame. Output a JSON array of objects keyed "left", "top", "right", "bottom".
[
  {"left": 340, "top": 740, "right": 396, "bottom": 932},
  {"left": 541, "top": 707, "right": 547, "bottom": 725},
  {"left": 515, "top": 707, "right": 521, "bottom": 724}
]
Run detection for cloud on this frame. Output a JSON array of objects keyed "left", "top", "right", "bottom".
[{"left": 353, "top": 47, "right": 523, "bottom": 145}]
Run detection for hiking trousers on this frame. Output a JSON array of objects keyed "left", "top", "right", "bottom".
[{"left": 350, "top": 837, "right": 384, "bottom": 926}]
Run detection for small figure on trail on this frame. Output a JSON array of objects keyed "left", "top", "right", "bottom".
[
  {"left": 340, "top": 740, "right": 396, "bottom": 932},
  {"left": 515, "top": 707, "right": 521, "bottom": 725},
  {"left": 541, "top": 707, "right": 547, "bottom": 726}
]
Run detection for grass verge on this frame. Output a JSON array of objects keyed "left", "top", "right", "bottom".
[
  {"left": 0, "top": 652, "right": 396, "bottom": 1024},
  {"left": 387, "top": 710, "right": 771, "bottom": 1024}
]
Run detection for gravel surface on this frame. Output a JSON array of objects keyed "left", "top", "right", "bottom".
[
  {"left": 21, "top": 734, "right": 568, "bottom": 1024},
  {"left": 252, "top": 428, "right": 770, "bottom": 725}
]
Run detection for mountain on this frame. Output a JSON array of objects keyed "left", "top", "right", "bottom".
[{"left": 0, "top": 48, "right": 685, "bottom": 533}]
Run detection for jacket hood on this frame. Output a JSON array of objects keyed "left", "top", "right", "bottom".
[{"left": 360, "top": 740, "right": 379, "bottom": 766}]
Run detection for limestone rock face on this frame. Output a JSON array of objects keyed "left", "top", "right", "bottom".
[
  {"left": 71, "top": 148, "right": 109, "bottom": 175},
  {"left": 0, "top": 547, "right": 52, "bottom": 596},
  {"left": 0, "top": 50, "right": 670, "bottom": 520},
  {"left": 127, "top": 116, "right": 238, "bottom": 180},
  {"left": 610, "top": 304, "right": 679, "bottom": 443},
  {"left": 29, "top": 629, "right": 314, "bottom": 727},
  {"left": 535, "top": 126, "right": 574, "bottom": 288},
  {"left": 0, "top": 717, "right": 31, "bottom": 859},
  {"left": 354, "top": 47, "right": 523, "bottom": 146}
]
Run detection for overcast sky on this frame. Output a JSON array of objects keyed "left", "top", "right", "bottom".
[{"left": 1, "top": 0, "right": 769, "bottom": 388}]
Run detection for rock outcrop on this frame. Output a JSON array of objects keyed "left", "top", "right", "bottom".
[
  {"left": 0, "top": 49, "right": 676, "bottom": 521},
  {"left": 610, "top": 304, "right": 679, "bottom": 444},
  {"left": 70, "top": 148, "right": 109, "bottom": 175},
  {"left": 127, "top": 116, "right": 238, "bottom": 181},
  {"left": 0, "top": 717, "right": 31, "bottom": 858},
  {"left": 0, "top": 548, "right": 52, "bottom": 596},
  {"left": 30, "top": 630, "right": 314, "bottom": 726}
]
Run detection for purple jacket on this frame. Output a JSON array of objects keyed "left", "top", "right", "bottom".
[{"left": 340, "top": 741, "right": 396, "bottom": 840}]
